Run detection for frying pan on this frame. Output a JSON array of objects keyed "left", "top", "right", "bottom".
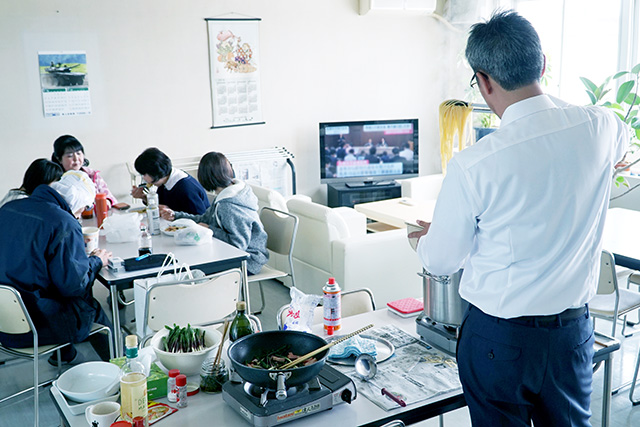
[{"left": 227, "top": 330, "right": 328, "bottom": 400}]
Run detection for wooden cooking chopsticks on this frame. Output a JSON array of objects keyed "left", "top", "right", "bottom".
[{"left": 279, "top": 324, "right": 374, "bottom": 370}]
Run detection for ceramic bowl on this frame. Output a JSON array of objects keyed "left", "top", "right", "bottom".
[
  {"left": 56, "top": 361, "right": 120, "bottom": 403},
  {"left": 149, "top": 326, "right": 222, "bottom": 376}
]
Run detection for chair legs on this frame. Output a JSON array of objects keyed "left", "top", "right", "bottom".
[
  {"left": 631, "top": 347, "right": 640, "bottom": 404},
  {"left": 251, "top": 281, "right": 266, "bottom": 315}
]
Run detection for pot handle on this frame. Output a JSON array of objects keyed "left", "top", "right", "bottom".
[{"left": 418, "top": 270, "right": 451, "bottom": 283}]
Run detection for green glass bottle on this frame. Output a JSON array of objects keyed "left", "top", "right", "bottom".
[{"left": 229, "top": 301, "right": 254, "bottom": 341}]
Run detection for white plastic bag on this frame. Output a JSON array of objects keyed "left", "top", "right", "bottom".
[
  {"left": 101, "top": 212, "right": 142, "bottom": 243},
  {"left": 283, "top": 287, "right": 322, "bottom": 332},
  {"left": 174, "top": 224, "right": 213, "bottom": 246}
]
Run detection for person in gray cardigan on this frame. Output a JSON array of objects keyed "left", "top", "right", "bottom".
[{"left": 160, "top": 152, "right": 268, "bottom": 275}]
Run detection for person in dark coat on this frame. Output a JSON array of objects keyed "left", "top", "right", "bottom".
[{"left": 0, "top": 170, "right": 112, "bottom": 364}]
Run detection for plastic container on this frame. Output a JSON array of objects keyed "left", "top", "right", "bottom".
[
  {"left": 175, "top": 374, "right": 187, "bottom": 408},
  {"left": 323, "top": 277, "right": 341, "bottom": 333},
  {"left": 167, "top": 369, "right": 180, "bottom": 403},
  {"left": 95, "top": 193, "right": 109, "bottom": 228},
  {"left": 120, "top": 335, "right": 148, "bottom": 426},
  {"left": 146, "top": 187, "right": 160, "bottom": 235},
  {"left": 81, "top": 205, "right": 94, "bottom": 219},
  {"left": 138, "top": 224, "right": 152, "bottom": 256},
  {"left": 200, "top": 359, "right": 228, "bottom": 393}
]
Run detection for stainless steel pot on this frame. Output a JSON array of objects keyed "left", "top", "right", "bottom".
[{"left": 419, "top": 269, "right": 467, "bottom": 327}]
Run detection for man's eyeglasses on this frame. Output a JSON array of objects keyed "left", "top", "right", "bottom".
[{"left": 470, "top": 72, "right": 479, "bottom": 89}]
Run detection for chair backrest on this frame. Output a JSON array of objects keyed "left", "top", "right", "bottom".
[
  {"left": 249, "top": 183, "right": 289, "bottom": 212},
  {"left": 0, "top": 285, "right": 33, "bottom": 335},
  {"left": 277, "top": 288, "right": 376, "bottom": 329},
  {"left": 260, "top": 207, "right": 298, "bottom": 256},
  {"left": 286, "top": 198, "right": 351, "bottom": 273},
  {"left": 598, "top": 250, "right": 618, "bottom": 296},
  {"left": 145, "top": 269, "right": 242, "bottom": 333}
]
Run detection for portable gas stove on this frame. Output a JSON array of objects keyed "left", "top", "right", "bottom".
[
  {"left": 222, "top": 364, "right": 356, "bottom": 426},
  {"left": 416, "top": 314, "right": 460, "bottom": 356}
]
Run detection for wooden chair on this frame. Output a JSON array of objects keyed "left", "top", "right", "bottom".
[
  {"left": 0, "top": 284, "right": 113, "bottom": 427},
  {"left": 248, "top": 207, "right": 298, "bottom": 315},
  {"left": 277, "top": 288, "right": 376, "bottom": 330}
]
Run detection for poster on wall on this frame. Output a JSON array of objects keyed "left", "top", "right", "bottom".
[
  {"left": 206, "top": 17, "right": 264, "bottom": 128},
  {"left": 38, "top": 51, "right": 91, "bottom": 117}
]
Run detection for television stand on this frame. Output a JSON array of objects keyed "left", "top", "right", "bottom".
[
  {"left": 345, "top": 180, "right": 396, "bottom": 189},
  {"left": 327, "top": 182, "right": 401, "bottom": 208}
]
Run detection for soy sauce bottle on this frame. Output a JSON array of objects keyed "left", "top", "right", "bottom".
[{"left": 229, "top": 301, "right": 253, "bottom": 342}]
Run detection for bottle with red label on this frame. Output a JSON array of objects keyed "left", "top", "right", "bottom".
[
  {"left": 323, "top": 277, "right": 341, "bottom": 334},
  {"left": 95, "top": 193, "right": 109, "bottom": 228}
]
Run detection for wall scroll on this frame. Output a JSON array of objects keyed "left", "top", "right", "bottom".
[{"left": 206, "top": 17, "right": 264, "bottom": 128}]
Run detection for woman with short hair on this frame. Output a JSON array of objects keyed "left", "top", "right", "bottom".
[{"left": 0, "top": 158, "right": 63, "bottom": 208}]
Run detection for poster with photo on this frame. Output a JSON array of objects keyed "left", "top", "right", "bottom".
[
  {"left": 38, "top": 51, "right": 91, "bottom": 117},
  {"left": 206, "top": 17, "right": 264, "bottom": 128}
]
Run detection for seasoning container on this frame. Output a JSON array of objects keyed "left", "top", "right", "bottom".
[
  {"left": 95, "top": 193, "right": 109, "bottom": 228},
  {"left": 132, "top": 417, "right": 145, "bottom": 427},
  {"left": 200, "top": 359, "right": 228, "bottom": 393},
  {"left": 175, "top": 374, "right": 188, "bottom": 408},
  {"left": 167, "top": 369, "right": 180, "bottom": 403},
  {"left": 323, "top": 277, "right": 342, "bottom": 333},
  {"left": 81, "top": 205, "right": 94, "bottom": 219}
]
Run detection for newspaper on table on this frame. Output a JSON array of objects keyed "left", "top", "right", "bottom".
[{"left": 331, "top": 324, "right": 461, "bottom": 411}]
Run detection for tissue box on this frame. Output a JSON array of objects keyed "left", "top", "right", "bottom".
[{"left": 110, "top": 357, "right": 168, "bottom": 400}]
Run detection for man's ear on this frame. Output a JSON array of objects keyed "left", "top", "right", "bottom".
[{"left": 478, "top": 72, "right": 493, "bottom": 95}]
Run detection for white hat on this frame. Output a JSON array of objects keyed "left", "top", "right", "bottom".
[{"left": 51, "top": 170, "right": 96, "bottom": 214}]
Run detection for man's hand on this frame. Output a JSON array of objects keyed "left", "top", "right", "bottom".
[
  {"left": 408, "top": 219, "right": 431, "bottom": 244},
  {"left": 90, "top": 248, "right": 112, "bottom": 266},
  {"left": 130, "top": 185, "right": 147, "bottom": 201}
]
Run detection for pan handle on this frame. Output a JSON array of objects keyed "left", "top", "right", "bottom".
[{"left": 270, "top": 371, "right": 291, "bottom": 400}]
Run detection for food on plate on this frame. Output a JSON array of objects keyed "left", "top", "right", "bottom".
[
  {"left": 162, "top": 324, "right": 207, "bottom": 353},
  {"left": 164, "top": 225, "right": 187, "bottom": 233},
  {"left": 245, "top": 345, "right": 317, "bottom": 369}
]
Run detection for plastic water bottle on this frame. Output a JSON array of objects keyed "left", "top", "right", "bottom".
[
  {"left": 138, "top": 224, "right": 152, "bottom": 256},
  {"left": 323, "top": 277, "right": 341, "bottom": 334},
  {"left": 146, "top": 186, "right": 160, "bottom": 235},
  {"left": 120, "top": 335, "right": 148, "bottom": 426}
]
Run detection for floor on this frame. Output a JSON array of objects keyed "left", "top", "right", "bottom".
[{"left": 2, "top": 279, "right": 640, "bottom": 426}]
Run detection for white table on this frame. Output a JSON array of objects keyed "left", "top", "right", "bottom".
[
  {"left": 354, "top": 197, "right": 436, "bottom": 231},
  {"left": 95, "top": 230, "right": 249, "bottom": 356},
  {"left": 50, "top": 309, "right": 466, "bottom": 427}
]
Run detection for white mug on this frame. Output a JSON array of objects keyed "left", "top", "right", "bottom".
[{"left": 85, "top": 401, "right": 120, "bottom": 427}]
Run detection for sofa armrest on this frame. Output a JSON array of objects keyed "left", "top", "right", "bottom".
[
  {"left": 331, "top": 229, "right": 423, "bottom": 306},
  {"left": 333, "top": 207, "right": 367, "bottom": 236}
]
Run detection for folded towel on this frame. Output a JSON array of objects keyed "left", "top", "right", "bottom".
[{"left": 329, "top": 335, "right": 377, "bottom": 359}]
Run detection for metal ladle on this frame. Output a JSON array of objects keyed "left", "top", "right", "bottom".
[{"left": 354, "top": 354, "right": 406, "bottom": 407}]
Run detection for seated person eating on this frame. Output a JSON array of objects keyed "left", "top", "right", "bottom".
[{"left": 131, "top": 147, "right": 210, "bottom": 215}]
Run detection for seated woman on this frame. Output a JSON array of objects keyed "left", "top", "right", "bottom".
[
  {"left": 131, "top": 147, "right": 209, "bottom": 215},
  {"left": 0, "top": 158, "right": 63, "bottom": 208},
  {"left": 159, "top": 152, "right": 268, "bottom": 275},
  {"left": 52, "top": 135, "right": 118, "bottom": 207},
  {"left": 0, "top": 170, "right": 113, "bottom": 365}
]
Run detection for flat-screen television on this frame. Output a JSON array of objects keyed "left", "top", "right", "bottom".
[{"left": 320, "top": 118, "right": 419, "bottom": 186}]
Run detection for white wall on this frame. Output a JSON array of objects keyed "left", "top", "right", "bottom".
[{"left": 0, "top": 0, "right": 469, "bottom": 203}]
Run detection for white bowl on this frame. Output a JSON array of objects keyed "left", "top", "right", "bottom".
[
  {"left": 149, "top": 326, "right": 222, "bottom": 376},
  {"left": 406, "top": 222, "right": 425, "bottom": 252},
  {"left": 56, "top": 362, "right": 120, "bottom": 403}
]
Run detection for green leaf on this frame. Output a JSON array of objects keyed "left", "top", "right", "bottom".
[
  {"left": 616, "top": 176, "right": 626, "bottom": 183},
  {"left": 614, "top": 111, "right": 625, "bottom": 121},
  {"left": 613, "top": 71, "right": 630, "bottom": 79},
  {"left": 631, "top": 120, "right": 640, "bottom": 129},
  {"left": 624, "top": 92, "right": 640, "bottom": 106},
  {"left": 632, "top": 63, "right": 640, "bottom": 74},
  {"left": 617, "top": 81, "right": 635, "bottom": 104},
  {"left": 636, "top": 128, "right": 640, "bottom": 139},
  {"left": 580, "top": 77, "right": 598, "bottom": 92},
  {"left": 586, "top": 90, "right": 598, "bottom": 104}
]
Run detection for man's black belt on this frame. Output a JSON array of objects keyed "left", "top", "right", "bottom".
[{"left": 508, "top": 305, "right": 588, "bottom": 327}]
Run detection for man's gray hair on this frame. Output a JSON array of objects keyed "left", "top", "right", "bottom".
[{"left": 465, "top": 10, "right": 544, "bottom": 91}]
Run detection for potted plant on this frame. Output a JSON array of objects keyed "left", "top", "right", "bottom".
[{"left": 581, "top": 63, "right": 640, "bottom": 196}]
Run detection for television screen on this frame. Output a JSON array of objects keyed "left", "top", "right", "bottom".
[{"left": 320, "top": 118, "right": 419, "bottom": 185}]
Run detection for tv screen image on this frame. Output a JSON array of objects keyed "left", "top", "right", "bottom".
[{"left": 320, "top": 119, "right": 419, "bottom": 185}]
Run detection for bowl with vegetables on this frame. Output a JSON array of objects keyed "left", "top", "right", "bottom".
[{"left": 149, "top": 324, "right": 223, "bottom": 376}]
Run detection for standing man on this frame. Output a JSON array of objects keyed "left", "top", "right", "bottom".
[{"left": 411, "top": 10, "right": 627, "bottom": 426}]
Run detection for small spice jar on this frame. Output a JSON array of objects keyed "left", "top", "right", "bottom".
[
  {"left": 167, "top": 369, "right": 180, "bottom": 403},
  {"left": 200, "top": 358, "right": 229, "bottom": 393},
  {"left": 176, "top": 374, "right": 188, "bottom": 408}
]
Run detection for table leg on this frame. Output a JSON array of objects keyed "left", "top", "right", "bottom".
[
  {"left": 110, "top": 284, "right": 122, "bottom": 357},
  {"left": 602, "top": 355, "right": 612, "bottom": 427}
]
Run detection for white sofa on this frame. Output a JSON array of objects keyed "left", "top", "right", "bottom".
[
  {"left": 286, "top": 198, "right": 423, "bottom": 306},
  {"left": 399, "top": 173, "right": 444, "bottom": 201}
]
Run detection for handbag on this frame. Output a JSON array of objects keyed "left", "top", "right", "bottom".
[{"left": 133, "top": 253, "right": 206, "bottom": 338}]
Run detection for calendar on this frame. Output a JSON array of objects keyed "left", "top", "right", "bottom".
[{"left": 39, "top": 51, "right": 92, "bottom": 117}]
